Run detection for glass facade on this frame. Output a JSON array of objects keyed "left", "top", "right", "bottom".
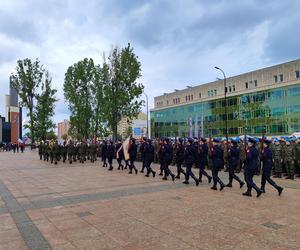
[{"left": 151, "top": 83, "right": 300, "bottom": 138}]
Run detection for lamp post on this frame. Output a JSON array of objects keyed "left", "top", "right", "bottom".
[
  {"left": 143, "top": 92, "right": 149, "bottom": 138},
  {"left": 214, "top": 66, "right": 228, "bottom": 147}
]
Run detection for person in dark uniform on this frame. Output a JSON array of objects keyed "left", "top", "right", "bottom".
[
  {"left": 175, "top": 138, "right": 186, "bottom": 179},
  {"left": 144, "top": 139, "right": 156, "bottom": 177},
  {"left": 101, "top": 140, "right": 108, "bottom": 167},
  {"left": 183, "top": 138, "right": 199, "bottom": 186},
  {"left": 260, "top": 139, "right": 284, "bottom": 196},
  {"left": 210, "top": 138, "right": 225, "bottom": 191},
  {"left": 128, "top": 138, "right": 138, "bottom": 174},
  {"left": 116, "top": 140, "right": 124, "bottom": 170},
  {"left": 161, "top": 138, "right": 175, "bottom": 181},
  {"left": 226, "top": 139, "right": 245, "bottom": 188},
  {"left": 107, "top": 140, "right": 115, "bottom": 171},
  {"left": 67, "top": 140, "right": 75, "bottom": 164},
  {"left": 198, "top": 137, "right": 212, "bottom": 183},
  {"left": 38, "top": 141, "right": 44, "bottom": 160},
  {"left": 52, "top": 140, "right": 59, "bottom": 165},
  {"left": 61, "top": 141, "right": 68, "bottom": 163},
  {"left": 158, "top": 138, "right": 164, "bottom": 176},
  {"left": 140, "top": 137, "right": 147, "bottom": 173},
  {"left": 243, "top": 137, "right": 263, "bottom": 197}
]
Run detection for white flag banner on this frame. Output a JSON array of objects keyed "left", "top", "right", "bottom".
[{"left": 123, "top": 136, "right": 131, "bottom": 160}]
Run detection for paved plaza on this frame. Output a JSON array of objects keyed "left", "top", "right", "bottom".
[{"left": 0, "top": 150, "right": 299, "bottom": 250}]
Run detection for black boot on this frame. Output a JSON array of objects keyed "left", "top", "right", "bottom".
[
  {"left": 208, "top": 176, "right": 212, "bottom": 184},
  {"left": 175, "top": 174, "right": 180, "bottom": 179},
  {"left": 277, "top": 186, "right": 284, "bottom": 196},
  {"left": 182, "top": 180, "right": 189, "bottom": 184},
  {"left": 240, "top": 182, "right": 245, "bottom": 189},
  {"left": 152, "top": 171, "right": 156, "bottom": 178},
  {"left": 220, "top": 184, "right": 225, "bottom": 191},
  {"left": 242, "top": 191, "right": 252, "bottom": 197},
  {"left": 226, "top": 183, "right": 232, "bottom": 188},
  {"left": 211, "top": 186, "right": 217, "bottom": 190}
]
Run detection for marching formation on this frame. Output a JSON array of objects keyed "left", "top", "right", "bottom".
[{"left": 38, "top": 136, "right": 300, "bottom": 198}]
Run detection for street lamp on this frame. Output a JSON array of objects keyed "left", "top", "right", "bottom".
[
  {"left": 214, "top": 66, "right": 228, "bottom": 148},
  {"left": 143, "top": 92, "right": 149, "bottom": 138}
]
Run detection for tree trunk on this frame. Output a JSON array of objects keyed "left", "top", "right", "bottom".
[{"left": 29, "top": 107, "right": 35, "bottom": 149}]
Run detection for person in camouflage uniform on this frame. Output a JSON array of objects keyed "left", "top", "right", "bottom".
[
  {"left": 89, "top": 142, "right": 97, "bottom": 163},
  {"left": 61, "top": 141, "right": 68, "bottom": 163},
  {"left": 79, "top": 141, "right": 87, "bottom": 164},
  {"left": 283, "top": 140, "right": 296, "bottom": 179},
  {"left": 67, "top": 140, "right": 75, "bottom": 164},
  {"left": 272, "top": 140, "right": 283, "bottom": 178},
  {"left": 49, "top": 140, "right": 54, "bottom": 163},
  {"left": 52, "top": 140, "right": 60, "bottom": 165},
  {"left": 38, "top": 141, "right": 44, "bottom": 160}
]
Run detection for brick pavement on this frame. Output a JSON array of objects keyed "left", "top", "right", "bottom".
[{"left": 0, "top": 150, "right": 299, "bottom": 249}]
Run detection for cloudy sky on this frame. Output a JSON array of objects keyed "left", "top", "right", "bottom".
[{"left": 0, "top": 0, "right": 299, "bottom": 124}]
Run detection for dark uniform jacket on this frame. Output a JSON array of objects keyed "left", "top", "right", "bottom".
[
  {"left": 161, "top": 143, "right": 173, "bottom": 165},
  {"left": 129, "top": 143, "right": 138, "bottom": 161},
  {"left": 245, "top": 146, "right": 259, "bottom": 170},
  {"left": 261, "top": 147, "right": 272, "bottom": 170},
  {"left": 211, "top": 145, "right": 224, "bottom": 170},
  {"left": 184, "top": 144, "right": 197, "bottom": 165},
  {"left": 144, "top": 143, "right": 155, "bottom": 163},
  {"left": 228, "top": 146, "right": 240, "bottom": 167},
  {"left": 175, "top": 143, "right": 185, "bottom": 163}
]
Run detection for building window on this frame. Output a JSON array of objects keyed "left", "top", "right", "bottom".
[
  {"left": 245, "top": 82, "right": 248, "bottom": 89},
  {"left": 178, "top": 98, "right": 180, "bottom": 103},
  {"left": 296, "top": 70, "right": 300, "bottom": 79},
  {"left": 229, "top": 86, "right": 232, "bottom": 92},
  {"left": 254, "top": 80, "right": 258, "bottom": 87},
  {"left": 214, "top": 89, "right": 217, "bottom": 96},
  {"left": 167, "top": 100, "right": 169, "bottom": 105},
  {"left": 233, "top": 85, "right": 236, "bottom": 91},
  {"left": 279, "top": 74, "right": 283, "bottom": 82},
  {"left": 186, "top": 96, "right": 188, "bottom": 102},
  {"left": 208, "top": 91, "right": 210, "bottom": 97},
  {"left": 191, "top": 95, "right": 193, "bottom": 101},
  {"left": 199, "top": 93, "right": 201, "bottom": 98},
  {"left": 274, "top": 75, "right": 278, "bottom": 83}
]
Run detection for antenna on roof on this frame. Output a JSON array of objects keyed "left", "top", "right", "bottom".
[{"left": 186, "top": 85, "right": 192, "bottom": 89}]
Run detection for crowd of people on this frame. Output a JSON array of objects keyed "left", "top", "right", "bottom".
[
  {"left": 0, "top": 141, "right": 25, "bottom": 152},
  {"left": 37, "top": 135, "right": 300, "bottom": 197}
]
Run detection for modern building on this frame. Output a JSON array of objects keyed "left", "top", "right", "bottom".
[
  {"left": 117, "top": 112, "right": 147, "bottom": 138},
  {"left": 151, "top": 59, "right": 300, "bottom": 138},
  {"left": 57, "top": 119, "right": 70, "bottom": 138},
  {"left": 1, "top": 82, "right": 22, "bottom": 143}
]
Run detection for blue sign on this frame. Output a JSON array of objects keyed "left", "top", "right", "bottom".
[{"left": 134, "top": 128, "right": 141, "bottom": 136}]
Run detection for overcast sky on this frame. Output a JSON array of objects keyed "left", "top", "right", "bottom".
[{"left": 0, "top": 0, "right": 299, "bottom": 124}]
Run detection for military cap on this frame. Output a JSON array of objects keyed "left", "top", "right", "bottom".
[
  {"left": 248, "top": 137, "right": 256, "bottom": 144},
  {"left": 187, "top": 137, "right": 194, "bottom": 143},
  {"left": 213, "top": 138, "right": 220, "bottom": 143},
  {"left": 178, "top": 138, "right": 184, "bottom": 143},
  {"left": 200, "top": 137, "right": 207, "bottom": 142},
  {"left": 163, "top": 137, "right": 170, "bottom": 143},
  {"left": 264, "top": 139, "right": 272, "bottom": 144}
]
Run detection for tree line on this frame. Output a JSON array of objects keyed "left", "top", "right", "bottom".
[{"left": 10, "top": 43, "right": 144, "bottom": 143}]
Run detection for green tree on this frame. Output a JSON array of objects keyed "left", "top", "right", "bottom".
[
  {"left": 91, "top": 63, "right": 106, "bottom": 138},
  {"left": 64, "top": 58, "right": 95, "bottom": 139},
  {"left": 46, "top": 131, "right": 57, "bottom": 140},
  {"left": 101, "top": 44, "right": 144, "bottom": 140},
  {"left": 10, "top": 58, "right": 44, "bottom": 144},
  {"left": 34, "top": 71, "right": 57, "bottom": 140}
]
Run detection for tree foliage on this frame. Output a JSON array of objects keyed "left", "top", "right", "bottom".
[
  {"left": 101, "top": 43, "right": 144, "bottom": 140},
  {"left": 34, "top": 71, "right": 57, "bottom": 140},
  {"left": 10, "top": 58, "right": 57, "bottom": 143},
  {"left": 64, "top": 58, "right": 95, "bottom": 139}
]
